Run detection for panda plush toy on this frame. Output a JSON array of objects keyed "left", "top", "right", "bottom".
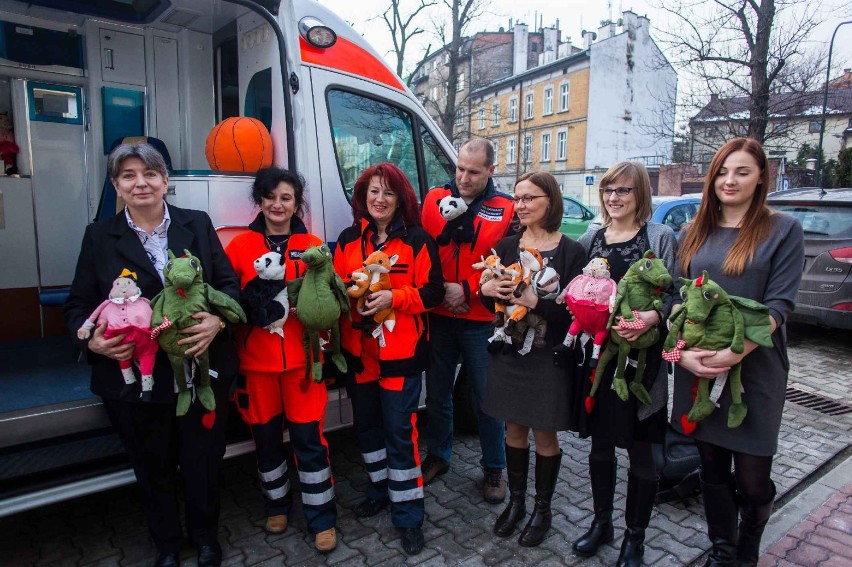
[
  {"left": 240, "top": 251, "right": 289, "bottom": 336},
  {"left": 436, "top": 194, "right": 475, "bottom": 246}
]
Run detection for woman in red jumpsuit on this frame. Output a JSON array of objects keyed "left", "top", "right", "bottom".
[
  {"left": 225, "top": 168, "right": 337, "bottom": 553},
  {"left": 333, "top": 163, "right": 444, "bottom": 556}
]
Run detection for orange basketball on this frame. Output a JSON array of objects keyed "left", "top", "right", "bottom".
[{"left": 205, "top": 117, "right": 273, "bottom": 172}]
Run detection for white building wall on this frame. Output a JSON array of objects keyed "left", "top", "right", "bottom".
[{"left": 585, "top": 22, "right": 676, "bottom": 170}]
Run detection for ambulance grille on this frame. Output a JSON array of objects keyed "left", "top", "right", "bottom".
[{"left": 785, "top": 387, "right": 852, "bottom": 416}]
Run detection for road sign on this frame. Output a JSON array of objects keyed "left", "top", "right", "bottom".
[
  {"left": 585, "top": 175, "right": 595, "bottom": 186},
  {"left": 781, "top": 177, "right": 791, "bottom": 191}
]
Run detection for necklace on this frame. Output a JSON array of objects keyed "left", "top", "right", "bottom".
[
  {"left": 265, "top": 233, "right": 290, "bottom": 253},
  {"left": 521, "top": 231, "right": 561, "bottom": 251}
]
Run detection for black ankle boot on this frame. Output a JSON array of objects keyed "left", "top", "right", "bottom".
[
  {"left": 494, "top": 444, "right": 529, "bottom": 537},
  {"left": 616, "top": 471, "right": 657, "bottom": 567},
  {"left": 519, "top": 450, "right": 562, "bottom": 547},
  {"left": 737, "top": 481, "right": 776, "bottom": 566},
  {"left": 573, "top": 459, "right": 616, "bottom": 556},
  {"left": 701, "top": 478, "right": 739, "bottom": 566}
]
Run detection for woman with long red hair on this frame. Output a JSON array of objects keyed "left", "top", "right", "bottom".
[
  {"left": 671, "top": 138, "right": 803, "bottom": 566},
  {"left": 333, "top": 163, "right": 444, "bottom": 556}
]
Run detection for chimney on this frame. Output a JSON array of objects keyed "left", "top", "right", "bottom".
[
  {"left": 542, "top": 27, "right": 558, "bottom": 55},
  {"left": 557, "top": 36, "right": 572, "bottom": 58},
  {"left": 597, "top": 19, "right": 616, "bottom": 40},
  {"left": 582, "top": 29, "right": 596, "bottom": 50},
  {"left": 621, "top": 10, "right": 639, "bottom": 33},
  {"left": 513, "top": 23, "right": 529, "bottom": 74}
]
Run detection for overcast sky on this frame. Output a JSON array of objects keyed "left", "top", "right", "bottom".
[{"left": 318, "top": 0, "right": 852, "bottom": 83}]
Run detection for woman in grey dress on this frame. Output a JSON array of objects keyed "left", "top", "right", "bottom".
[
  {"left": 671, "top": 138, "right": 804, "bottom": 567},
  {"left": 481, "top": 171, "right": 586, "bottom": 547}
]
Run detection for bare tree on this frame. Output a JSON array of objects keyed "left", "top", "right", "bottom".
[
  {"left": 431, "top": 0, "right": 489, "bottom": 139},
  {"left": 378, "top": 0, "right": 437, "bottom": 77},
  {"left": 655, "top": 0, "right": 829, "bottom": 145}
]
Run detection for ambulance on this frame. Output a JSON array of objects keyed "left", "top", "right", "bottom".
[{"left": 0, "top": 0, "right": 456, "bottom": 516}]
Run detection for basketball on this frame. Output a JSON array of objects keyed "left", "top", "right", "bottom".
[{"left": 205, "top": 117, "right": 273, "bottom": 172}]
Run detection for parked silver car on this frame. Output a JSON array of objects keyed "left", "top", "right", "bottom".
[{"left": 768, "top": 188, "right": 852, "bottom": 330}]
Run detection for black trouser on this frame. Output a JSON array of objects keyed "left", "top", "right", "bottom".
[
  {"left": 103, "top": 373, "right": 232, "bottom": 555},
  {"left": 589, "top": 437, "right": 656, "bottom": 480}
]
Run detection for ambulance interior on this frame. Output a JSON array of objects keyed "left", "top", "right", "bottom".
[{"left": 0, "top": 0, "right": 306, "bottom": 495}]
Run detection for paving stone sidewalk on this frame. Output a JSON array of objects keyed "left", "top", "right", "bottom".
[
  {"left": 758, "top": 481, "right": 852, "bottom": 567},
  {"left": 0, "top": 325, "right": 849, "bottom": 566}
]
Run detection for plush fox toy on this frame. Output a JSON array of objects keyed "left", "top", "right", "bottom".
[{"left": 361, "top": 249, "right": 398, "bottom": 345}]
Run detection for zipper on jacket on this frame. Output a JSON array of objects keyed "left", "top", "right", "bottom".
[{"left": 280, "top": 333, "right": 287, "bottom": 370}]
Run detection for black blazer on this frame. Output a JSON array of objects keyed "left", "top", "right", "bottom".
[{"left": 64, "top": 204, "right": 240, "bottom": 403}]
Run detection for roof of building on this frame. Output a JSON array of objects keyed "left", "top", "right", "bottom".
[
  {"left": 692, "top": 87, "right": 852, "bottom": 123},
  {"left": 469, "top": 49, "right": 590, "bottom": 97}
]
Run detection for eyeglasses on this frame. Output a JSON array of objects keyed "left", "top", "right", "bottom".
[
  {"left": 512, "top": 194, "right": 548, "bottom": 205},
  {"left": 601, "top": 186, "right": 634, "bottom": 197}
]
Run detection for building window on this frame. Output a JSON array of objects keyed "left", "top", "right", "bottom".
[
  {"left": 491, "top": 101, "right": 500, "bottom": 126},
  {"left": 457, "top": 73, "right": 465, "bottom": 92},
  {"left": 524, "top": 92, "right": 534, "bottom": 119},
  {"left": 559, "top": 82, "right": 570, "bottom": 112},
  {"left": 541, "top": 132, "right": 551, "bottom": 161},
  {"left": 543, "top": 87, "right": 553, "bottom": 115},
  {"left": 809, "top": 121, "right": 822, "bottom": 134},
  {"left": 454, "top": 142, "right": 461, "bottom": 152},
  {"left": 493, "top": 140, "right": 499, "bottom": 165},
  {"left": 455, "top": 107, "right": 464, "bottom": 126},
  {"left": 509, "top": 97, "right": 518, "bottom": 123},
  {"left": 430, "top": 85, "right": 440, "bottom": 101},
  {"left": 556, "top": 130, "right": 567, "bottom": 160},
  {"left": 507, "top": 137, "right": 516, "bottom": 164},
  {"left": 478, "top": 107, "right": 486, "bottom": 130},
  {"left": 523, "top": 134, "right": 532, "bottom": 163}
]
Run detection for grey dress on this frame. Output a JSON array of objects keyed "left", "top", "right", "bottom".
[{"left": 670, "top": 213, "right": 804, "bottom": 456}]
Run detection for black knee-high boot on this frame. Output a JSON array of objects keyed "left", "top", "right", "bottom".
[
  {"left": 494, "top": 444, "right": 529, "bottom": 537},
  {"left": 573, "top": 458, "right": 616, "bottom": 556},
  {"left": 518, "top": 450, "right": 562, "bottom": 547},
  {"left": 736, "top": 481, "right": 776, "bottom": 566},
  {"left": 701, "top": 479, "right": 738, "bottom": 566},
  {"left": 616, "top": 471, "right": 657, "bottom": 567}
]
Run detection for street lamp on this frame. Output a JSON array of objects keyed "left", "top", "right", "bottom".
[{"left": 816, "top": 20, "right": 852, "bottom": 188}]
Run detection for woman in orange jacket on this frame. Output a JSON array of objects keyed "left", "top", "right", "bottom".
[
  {"left": 225, "top": 168, "right": 337, "bottom": 553},
  {"left": 333, "top": 163, "right": 444, "bottom": 556}
]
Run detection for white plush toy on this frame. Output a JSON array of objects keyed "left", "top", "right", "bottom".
[
  {"left": 436, "top": 194, "right": 473, "bottom": 246},
  {"left": 240, "top": 251, "right": 289, "bottom": 336}
]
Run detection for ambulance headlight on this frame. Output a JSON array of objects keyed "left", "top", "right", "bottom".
[{"left": 300, "top": 17, "right": 337, "bottom": 48}]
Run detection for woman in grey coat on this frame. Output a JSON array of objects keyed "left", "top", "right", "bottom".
[
  {"left": 569, "top": 162, "right": 676, "bottom": 567},
  {"left": 671, "top": 138, "right": 803, "bottom": 566}
]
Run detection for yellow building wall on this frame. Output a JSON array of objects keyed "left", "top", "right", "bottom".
[{"left": 475, "top": 68, "right": 590, "bottom": 174}]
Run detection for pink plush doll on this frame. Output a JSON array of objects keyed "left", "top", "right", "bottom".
[
  {"left": 77, "top": 269, "right": 158, "bottom": 401},
  {"left": 552, "top": 257, "right": 617, "bottom": 367}
]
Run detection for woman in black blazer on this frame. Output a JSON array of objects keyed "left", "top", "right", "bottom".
[{"left": 64, "top": 143, "right": 239, "bottom": 567}]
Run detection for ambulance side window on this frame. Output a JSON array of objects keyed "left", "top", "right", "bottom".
[
  {"left": 420, "top": 125, "right": 454, "bottom": 190},
  {"left": 327, "top": 89, "right": 419, "bottom": 201}
]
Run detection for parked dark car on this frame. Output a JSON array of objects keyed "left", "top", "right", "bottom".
[{"left": 767, "top": 187, "right": 852, "bottom": 330}]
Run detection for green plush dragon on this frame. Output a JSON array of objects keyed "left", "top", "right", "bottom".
[
  {"left": 150, "top": 249, "right": 246, "bottom": 416},
  {"left": 287, "top": 244, "right": 350, "bottom": 383},
  {"left": 590, "top": 251, "right": 672, "bottom": 409},
  {"left": 663, "top": 271, "right": 772, "bottom": 431}
]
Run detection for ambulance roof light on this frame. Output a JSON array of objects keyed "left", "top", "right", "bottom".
[{"left": 299, "top": 17, "right": 337, "bottom": 48}]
